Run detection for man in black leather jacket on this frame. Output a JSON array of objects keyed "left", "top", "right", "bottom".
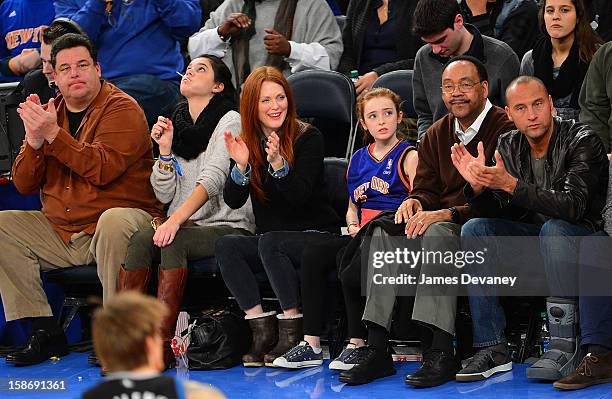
[{"left": 450, "top": 75, "right": 609, "bottom": 383}]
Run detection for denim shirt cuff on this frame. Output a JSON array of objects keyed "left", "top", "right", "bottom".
[
  {"left": 231, "top": 163, "right": 251, "bottom": 186},
  {"left": 268, "top": 158, "right": 289, "bottom": 179}
]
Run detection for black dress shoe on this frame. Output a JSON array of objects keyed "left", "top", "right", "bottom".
[
  {"left": 405, "top": 349, "right": 460, "bottom": 388},
  {"left": 5, "top": 329, "right": 68, "bottom": 366},
  {"left": 338, "top": 346, "right": 396, "bottom": 385},
  {"left": 88, "top": 352, "right": 100, "bottom": 366}
]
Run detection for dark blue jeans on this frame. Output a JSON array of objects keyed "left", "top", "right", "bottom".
[
  {"left": 461, "top": 218, "right": 591, "bottom": 348},
  {"left": 579, "top": 231, "right": 612, "bottom": 349},
  {"left": 110, "top": 74, "right": 180, "bottom": 126}
]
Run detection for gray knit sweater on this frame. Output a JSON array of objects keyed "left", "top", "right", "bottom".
[
  {"left": 413, "top": 26, "right": 520, "bottom": 138},
  {"left": 151, "top": 110, "right": 255, "bottom": 233}
]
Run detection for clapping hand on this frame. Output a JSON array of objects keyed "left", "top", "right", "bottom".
[
  {"left": 224, "top": 131, "right": 250, "bottom": 172},
  {"left": 17, "top": 94, "right": 59, "bottom": 149},
  {"left": 450, "top": 141, "right": 486, "bottom": 193},
  {"left": 265, "top": 132, "right": 283, "bottom": 170}
]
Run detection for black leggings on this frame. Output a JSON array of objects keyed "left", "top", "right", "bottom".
[
  {"left": 215, "top": 231, "right": 335, "bottom": 311},
  {"left": 301, "top": 236, "right": 366, "bottom": 339}
]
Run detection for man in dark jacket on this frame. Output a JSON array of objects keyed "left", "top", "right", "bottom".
[{"left": 452, "top": 76, "right": 609, "bottom": 382}]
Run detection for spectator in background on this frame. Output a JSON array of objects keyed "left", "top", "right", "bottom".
[
  {"left": 586, "top": 0, "right": 612, "bottom": 42},
  {"left": 337, "top": 0, "right": 423, "bottom": 95},
  {"left": 54, "top": 0, "right": 201, "bottom": 126},
  {"left": 0, "top": 0, "right": 54, "bottom": 82},
  {"left": 412, "top": 0, "right": 519, "bottom": 139},
  {"left": 579, "top": 41, "right": 612, "bottom": 152},
  {"left": 458, "top": 0, "right": 540, "bottom": 59},
  {"left": 83, "top": 292, "right": 225, "bottom": 399},
  {"left": 520, "top": 0, "right": 602, "bottom": 121},
  {"left": 19, "top": 18, "right": 85, "bottom": 103},
  {"left": 188, "top": 0, "right": 343, "bottom": 88}
]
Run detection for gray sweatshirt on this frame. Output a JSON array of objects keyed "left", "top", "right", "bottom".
[
  {"left": 413, "top": 26, "right": 520, "bottom": 138},
  {"left": 151, "top": 110, "right": 255, "bottom": 233}
]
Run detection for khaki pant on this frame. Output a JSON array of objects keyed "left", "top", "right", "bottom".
[
  {"left": 362, "top": 222, "right": 461, "bottom": 334},
  {"left": 0, "top": 208, "right": 152, "bottom": 321}
]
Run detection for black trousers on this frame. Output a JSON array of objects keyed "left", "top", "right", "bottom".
[
  {"left": 215, "top": 231, "right": 335, "bottom": 311},
  {"left": 300, "top": 235, "right": 360, "bottom": 337}
]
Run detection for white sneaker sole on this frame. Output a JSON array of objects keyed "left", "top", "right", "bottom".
[
  {"left": 273, "top": 357, "right": 323, "bottom": 369},
  {"left": 329, "top": 361, "right": 356, "bottom": 371},
  {"left": 456, "top": 361, "right": 513, "bottom": 382}
]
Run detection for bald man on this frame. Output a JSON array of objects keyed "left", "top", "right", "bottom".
[{"left": 452, "top": 76, "right": 609, "bottom": 382}]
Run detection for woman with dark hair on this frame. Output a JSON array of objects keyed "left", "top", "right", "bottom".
[
  {"left": 216, "top": 66, "right": 340, "bottom": 368},
  {"left": 520, "top": 0, "right": 603, "bottom": 120},
  {"left": 118, "top": 54, "right": 255, "bottom": 368},
  {"left": 337, "top": 0, "right": 423, "bottom": 95}
]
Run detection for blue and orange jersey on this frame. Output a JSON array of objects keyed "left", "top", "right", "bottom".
[{"left": 347, "top": 140, "right": 415, "bottom": 224}]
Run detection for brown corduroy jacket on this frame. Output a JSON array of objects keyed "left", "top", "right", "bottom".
[{"left": 12, "top": 81, "right": 163, "bottom": 243}]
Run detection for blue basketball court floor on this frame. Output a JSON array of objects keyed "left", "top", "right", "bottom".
[{"left": 1, "top": 352, "right": 610, "bottom": 398}]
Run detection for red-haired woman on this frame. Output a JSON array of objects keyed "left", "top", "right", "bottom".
[{"left": 215, "top": 66, "right": 340, "bottom": 368}]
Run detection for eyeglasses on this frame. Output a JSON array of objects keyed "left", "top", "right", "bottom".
[{"left": 441, "top": 81, "right": 482, "bottom": 94}]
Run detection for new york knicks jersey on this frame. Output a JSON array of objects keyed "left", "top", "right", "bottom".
[{"left": 347, "top": 141, "right": 415, "bottom": 223}]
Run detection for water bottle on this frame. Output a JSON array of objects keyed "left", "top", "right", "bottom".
[
  {"left": 539, "top": 311, "right": 550, "bottom": 356},
  {"left": 350, "top": 70, "right": 359, "bottom": 84}
]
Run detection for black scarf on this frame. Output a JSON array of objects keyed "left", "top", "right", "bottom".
[
  {"left": 231, "top": 0, "right": 299, "bottom": 86},
  {"left": 532, "top": 37, "right": 587, "bottom": 109},
  {"left": 171, "top": 95, "right": 236, "bottom": 160}
]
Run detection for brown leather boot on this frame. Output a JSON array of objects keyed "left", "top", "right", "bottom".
[
  {"left": 243, "top": 313, "right": 278, "bottom": 367},
  {"left": 264, "top": 315, "right": 303, "bottom": 367},
  {"left": 157, "top": 267, "right": 188, "bottom": 369},
  {"left": 554, "top": 351, "right": 612, "bottom": 390},
  {"left": 117, "top": 265, "right": 151, "bottom": 292}
]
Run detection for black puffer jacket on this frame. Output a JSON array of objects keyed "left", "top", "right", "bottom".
[{"left": 466, "top": 118, "right": 609, "bottom": 231}]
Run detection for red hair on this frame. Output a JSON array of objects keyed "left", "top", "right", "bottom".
[{"left": 240, "top": 66, "right": 303, "bottom": 201}]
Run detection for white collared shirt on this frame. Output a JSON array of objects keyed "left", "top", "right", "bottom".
[{"left": 454, "top": 99, "right": 493, "bottom": 145}]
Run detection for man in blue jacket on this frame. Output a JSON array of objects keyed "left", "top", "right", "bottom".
[{"left": 54, "top": 0, "right": 200, "bottom": 126}]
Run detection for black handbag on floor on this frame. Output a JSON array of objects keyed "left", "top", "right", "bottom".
[{"left": 185, "top": 308, "right": 251, "bottom": 370}]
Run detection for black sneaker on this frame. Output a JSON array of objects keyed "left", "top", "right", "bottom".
[
  {"left": 456, "top": 348, "right": 512, "bottom": 382},
  {"left": 272, "top": 341, "right": 323, "bottom": 369},
  {"left": 338, "top": 346, "right": 396, "bottom": 385},
  {"left": 329, "top": 343, "right": 359, "bottom": 371},
  {"left": 405, "top": 349, "right": 460, "bottom": 387}
]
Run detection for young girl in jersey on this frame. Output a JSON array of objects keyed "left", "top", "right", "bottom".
[{"left": 273, "top": 87, "right": 418, "bottom": 370}]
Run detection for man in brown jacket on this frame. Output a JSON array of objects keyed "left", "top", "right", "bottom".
[{"left": 0, "top": 33, "right": 162, "bottom": 366}]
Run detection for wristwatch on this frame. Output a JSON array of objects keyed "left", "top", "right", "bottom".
[{"left": 448, "top": 207, "right": 460, "bottom": 224}]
